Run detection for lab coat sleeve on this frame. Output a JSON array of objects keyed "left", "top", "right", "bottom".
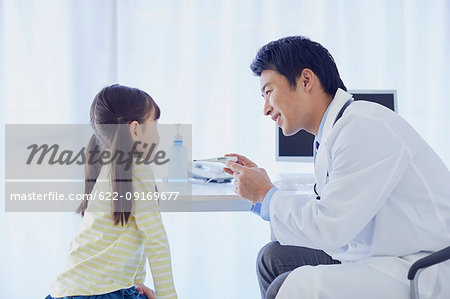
[{"left": 270, "top": 116, "right": 411, "bottom": 250}]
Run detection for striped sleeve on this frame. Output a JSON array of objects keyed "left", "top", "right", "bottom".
[
  {"left": 133, "top": 165, "right": 177, "bottom": 299},
  {"left": 134, "top": 252, "right": 146, "bottom": 284}
]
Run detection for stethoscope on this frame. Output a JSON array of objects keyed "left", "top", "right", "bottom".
[
  {"left": 314, "top": 183, "right": 321, "bottom": 200},
  {"left": 313, "top": 98, "right": 353, "bottom": 201}
]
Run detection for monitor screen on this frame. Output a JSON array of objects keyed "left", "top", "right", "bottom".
[{"left": 276, "top": 90, "right": 397, "bottom": 162}]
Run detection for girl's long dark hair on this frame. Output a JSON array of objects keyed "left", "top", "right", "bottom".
[{"left": 76, "top": 84, "right": 160, "bottom": 225}]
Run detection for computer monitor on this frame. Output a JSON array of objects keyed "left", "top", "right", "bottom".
[{"left": 276, "top": 90, "right": 398, "bottom": 162}]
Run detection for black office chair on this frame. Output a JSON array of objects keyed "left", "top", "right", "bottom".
[{"left": 408, "top": 245, "right": 450, "bottom": 299}]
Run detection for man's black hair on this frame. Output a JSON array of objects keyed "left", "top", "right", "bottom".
[{"left": 250, "top": 36, "right": 347, "bottom": 96}]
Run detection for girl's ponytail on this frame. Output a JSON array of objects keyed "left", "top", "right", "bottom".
[
  {"left": 111, "top": 118, "right": 133, "bottom": 225},
  {"left": 76, "top": 134, "right": 101, "bottom": 216}
]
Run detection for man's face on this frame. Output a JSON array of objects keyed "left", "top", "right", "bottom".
[{"left": 260, "top": 70, "right": 314, "bottom": 136}]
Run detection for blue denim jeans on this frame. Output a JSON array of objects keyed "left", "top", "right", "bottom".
[
  {"left": 45, "top": 286, "right": 148, "bottom": 299},
  {"left": 257, "top": 241, "right": 341, "bottom": 299}
]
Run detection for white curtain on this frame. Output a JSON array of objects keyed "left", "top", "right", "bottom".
[{"left": 1, "top": 1, "right": 449, "bottom": 298}]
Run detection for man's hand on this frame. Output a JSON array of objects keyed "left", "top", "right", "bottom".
[
  {"left": 135, "top": 282, "right": 155, "bottom": 299},
  {"left": 224, "top": 159, "right": 274, "bottom": 204},
  {"left": 224, "top": 153, "right": 258, "bottom": 170}
]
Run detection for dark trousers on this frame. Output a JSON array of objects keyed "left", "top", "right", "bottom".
[{"left": 256, "top": 241, "right": 341, "bottom": 299}]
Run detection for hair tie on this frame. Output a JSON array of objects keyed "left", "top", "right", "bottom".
[{"left": 117, "top": 116, "right": 127, "bottom": 124}]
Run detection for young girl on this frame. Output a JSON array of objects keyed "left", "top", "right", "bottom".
[{"left": 46, "top": 84, "right": 177, "bottom": 299}]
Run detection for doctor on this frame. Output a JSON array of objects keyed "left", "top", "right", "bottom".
[{"left": 224, "top": 36, "right": 450, "bottom": 299}]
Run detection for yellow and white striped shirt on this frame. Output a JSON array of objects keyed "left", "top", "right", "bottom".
[{"left": 50, "top": 162, "right": 177, "bottom": 298}]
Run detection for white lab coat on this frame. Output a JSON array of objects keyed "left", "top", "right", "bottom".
[{"left": 271, "top": 89, "right": 450, "bottom": 299}]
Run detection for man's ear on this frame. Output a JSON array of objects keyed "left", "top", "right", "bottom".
[
  {"left": 128, "top": 121, "right": 139, "bottom": 142},
  {"left": 299, "top": 68, "right": 314, "bottom": 92}
]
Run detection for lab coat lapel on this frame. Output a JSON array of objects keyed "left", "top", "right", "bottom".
[{"left": 314, "top": 88, "right": 353, "bottom": 193}]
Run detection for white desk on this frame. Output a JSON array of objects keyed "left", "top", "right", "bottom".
[
  {"left": 158, "top": 179, "right": 315, "bottom": 212},
  {"left": 159, "top": 181, "right": 250, "bottom": 212}
]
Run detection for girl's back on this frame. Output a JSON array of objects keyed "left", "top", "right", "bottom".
[{"left": 51, "top": 162, "right": 176, "bottom": 298}]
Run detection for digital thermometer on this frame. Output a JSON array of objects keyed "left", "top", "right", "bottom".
[{"left": 193, "top": 156, "right": 238, "bottom": 163}]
